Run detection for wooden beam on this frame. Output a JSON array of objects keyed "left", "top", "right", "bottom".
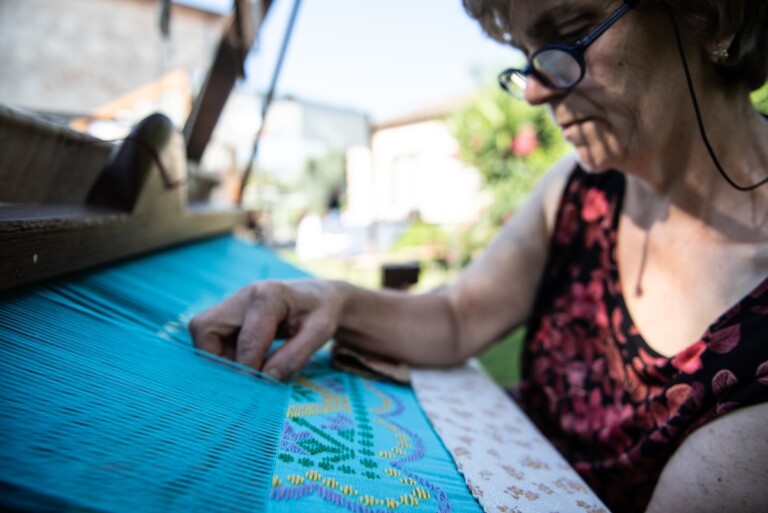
[
  {"left": 0, "top": 110, "right": 244, "bottom": 293},
  {"left": 0, "top": 205, "right": 242, "bottom": 292},
  {"left": 184, "top": 0, "right": 274, "bottom": 162}
]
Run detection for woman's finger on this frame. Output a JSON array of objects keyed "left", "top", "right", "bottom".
[
  {"left": 234, "top": 281, "right": 290, "bottom": 371},
  {"left": 262, "top": 311, "right": 336, "bottom": 380},
  {"left": 189, "top": 285, "right": 255, "bottom": 357}
]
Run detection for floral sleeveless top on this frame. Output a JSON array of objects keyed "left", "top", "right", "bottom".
[{"left": 518, "top": 167, "right": 768, "bottom": 512}]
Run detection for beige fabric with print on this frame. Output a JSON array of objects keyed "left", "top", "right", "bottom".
[{"left": 411, "top": 361, "right": 609, "bottom": 513}]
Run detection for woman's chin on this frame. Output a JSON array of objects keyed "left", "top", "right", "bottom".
[
  {"left": 574, "top": 150, "right": 605, "bottom": 174},
  {"left": 573, "top": 144, "right": 621, "bottom": 174}
]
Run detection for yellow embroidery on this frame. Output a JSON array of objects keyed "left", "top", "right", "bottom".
[
  {"left": 286, "top": 474, "right": 305, "bottom": 485},
  {"left": 285, "top": 376, "right": 350, "bottom": 418},
  {"left": 322, "top": 477, "right": 339, "bottom": 489},
  {"left": 339, "top": 484, "right": 357, "bottom": 496}
]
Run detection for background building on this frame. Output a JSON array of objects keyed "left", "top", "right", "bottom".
[
  {"left": 347, "top": 96, "right": 487, "bottom": 227},
  {"left": 1, "top": 0, "right": 489, "bottom": 256},
  {"left": 0, "top": 0, "right": 228, "bottom": 127}
]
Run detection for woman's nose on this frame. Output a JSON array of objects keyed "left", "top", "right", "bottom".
[{"left": 524, "top": 76, "right": 565, "bottom": 106}]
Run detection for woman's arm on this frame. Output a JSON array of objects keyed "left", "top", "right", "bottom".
[
  {"left": 645, "top": 402, "right": 768, "bottom": 513},
  {"left": 190, "top": 154, "right": 576, "bottom": 379}
]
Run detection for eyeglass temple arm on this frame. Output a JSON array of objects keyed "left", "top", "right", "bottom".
[{"left": 578, "top": 1, "right": 637, "bottom": 48}]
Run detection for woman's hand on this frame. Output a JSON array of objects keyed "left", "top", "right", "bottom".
[{"left": 189, "top": 279, "right": 344, "bottom": 380}]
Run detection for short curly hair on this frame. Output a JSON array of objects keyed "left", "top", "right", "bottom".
[{"left": 462, "top": 0, "right": 768, "bottom": 91}]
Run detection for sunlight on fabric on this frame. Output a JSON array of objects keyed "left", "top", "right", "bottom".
[{"left": 0, "top": 235, "right": 307, "bottom": 512}]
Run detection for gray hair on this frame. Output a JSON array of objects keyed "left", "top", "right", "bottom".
[{"left": 462, "top": 0, "right": 768, "bottom": 91}]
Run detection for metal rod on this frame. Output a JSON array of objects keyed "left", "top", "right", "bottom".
[{"left": 239, "top": 0, "right": 303, "bottom": 204}]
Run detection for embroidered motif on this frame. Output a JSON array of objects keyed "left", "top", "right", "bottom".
[{"left": 270, "top": 354, "right": 483, "bottom": 512}]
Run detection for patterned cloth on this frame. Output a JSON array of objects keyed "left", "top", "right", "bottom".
[
  {"left": 519, "top": 167, "right": 768, "bottom": 512},
  {"left": 268, "top": 350, "right": 484, "bottom": 513},
  {"left": 412, "top": 362, "right": 608, "bottom": 513}
]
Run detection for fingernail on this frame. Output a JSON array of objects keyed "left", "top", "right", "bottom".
[{"left": 265, "top": 368, "right": 282, "bottom": 381}]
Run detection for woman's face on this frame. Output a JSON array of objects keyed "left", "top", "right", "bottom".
[{"left": 507, "top": 0, "right": 697, "bottom": 173}]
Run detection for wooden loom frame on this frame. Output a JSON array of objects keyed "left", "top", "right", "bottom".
[{"left": 0, "top": 0, "right": 274, "bottom": 293}]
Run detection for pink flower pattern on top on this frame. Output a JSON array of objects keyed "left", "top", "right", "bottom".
[{"left": 517, "top": 167, "right": 768, "bottom": 513}]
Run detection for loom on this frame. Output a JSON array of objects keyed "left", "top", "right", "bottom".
[
  {"left": 0, "top": 3, "right": 610, "bottom": 512},
  {"left": 0, "top": 98, "right": 489, "bottom": 511}
]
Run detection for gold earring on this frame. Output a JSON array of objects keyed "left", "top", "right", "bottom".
[{"left": 711, "top": 44, "right": 729, "bottom": 63}]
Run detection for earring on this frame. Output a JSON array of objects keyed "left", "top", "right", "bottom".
[{"left": 711, "top": 44, "right": 729, "bottom": 63}]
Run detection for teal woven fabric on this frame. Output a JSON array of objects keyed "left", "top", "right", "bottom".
[
  {"left": 0, "top": 235, "right": 483, "bottom": 512},
  {"left": 0, "top": 235, "right": 306, "bottom": 512},
  {"left": 269, "top": 352, "right": 484, "bottom": 513}
]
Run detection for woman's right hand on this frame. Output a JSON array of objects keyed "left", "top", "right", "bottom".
[{"left": 188, "top": 278, "right": 345, "bottom": 381}]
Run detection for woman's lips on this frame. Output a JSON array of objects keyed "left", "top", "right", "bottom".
[{"left": 560, "top": 118, "right": 591, "bottom": 138}]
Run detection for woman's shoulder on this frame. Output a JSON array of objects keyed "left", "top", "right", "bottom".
[
  {"left": 539, "top": 153, "right": 577, "bottom": 234},
  {"left": 646, "top": 402, "right": 768, "bottom": 513}
]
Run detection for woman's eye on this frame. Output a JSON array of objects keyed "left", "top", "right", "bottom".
[{"left": 560, "top": 27, "right": 590, "bottom": 44}]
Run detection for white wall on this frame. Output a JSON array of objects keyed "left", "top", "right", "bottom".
[{"left": 347, "top": 117, "right": 486, "bottom": 226}]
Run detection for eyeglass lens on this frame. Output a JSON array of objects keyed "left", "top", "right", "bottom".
[
  {"left": 500, "top": 1, "right": 636, "bottom": 97},
  {"left": 532, "top": 49, "right": 582, "bottom": 88},
  {"left": 502, "top": 49, "right": 582, "bottom": 97}
]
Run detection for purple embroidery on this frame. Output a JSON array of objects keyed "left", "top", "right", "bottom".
[
  {"left": 280, "top": 422, "right": 311, "bottom": 455},
  {"left": 271, "top": 484, "right": 390, "bottom": 513},
  {"left": 378, "top": 388, "right": 452, "bottom": 513},
  {"left": 320, "top": 377, "right": 347, "bottom": 394},
  {"left": 322, "top": 413, "right": 354, "bottom": 431}
]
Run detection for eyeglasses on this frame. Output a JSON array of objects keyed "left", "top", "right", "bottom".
[{"left": 498, "top": 1, "right": 638, "bottom": 98}]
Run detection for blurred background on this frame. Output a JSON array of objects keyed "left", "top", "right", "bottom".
[{"left": 5, "top": 0, "right": 766, "bottom": 384}]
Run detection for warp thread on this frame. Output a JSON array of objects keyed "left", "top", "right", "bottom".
[{"left": 0, "top": 235, "right": 307, "bottom": 512}]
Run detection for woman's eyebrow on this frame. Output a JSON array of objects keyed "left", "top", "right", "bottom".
[{"left": 526, "top": 6, "right": 596, "bottom": 41}]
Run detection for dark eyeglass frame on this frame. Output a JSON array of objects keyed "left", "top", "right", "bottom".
[{"left": 498, "top": 0, "right": 638, "bottom": 96}]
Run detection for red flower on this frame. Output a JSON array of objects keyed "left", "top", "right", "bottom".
[
  {"left": 638, "top": 347, "right": 668, "bottom": 368},
  {"left": 671, "top": 340, "right": 706, "bottom": 374},
  {"left": 567, "top": 278, "right": 608, "bottom": 326},
  {"left": 611, "top": 308, "right": 627, "bottom": 345},
  {"left": 555, "top": 203, "right": 579, "bottom": 244},
  {"left": 510, "top": 123, "right": 538, "bottom": 157},
  {"left": 581, "top": 189, "right": 609, "bottom": 222}
]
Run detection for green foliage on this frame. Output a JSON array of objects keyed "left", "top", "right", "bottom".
[
  {"left": 477, "top": 328, "right": 525, "bottom": 388},
  {"left": 445, "top": 82, "right": 569, "bottom": 266},
  {"left": 751, "top": 81, "right": 768, "bottom": 113},
  {"left": 448, "top": 84, "right": 567, "bottom": 201},
  {"left": 391, "top": 221, "right": 448, "bottom": 253}
]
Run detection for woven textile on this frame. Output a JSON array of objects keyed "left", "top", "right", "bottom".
[
  {"left": 269, "top": 352, "right": 484, "bottom": 513},
  {"left": 0, "top": 235, "right": 512, "bottom": 512},
  {"left": 0, "top": 235, "right": 306, "bottom": 512},
  {"left": 411, "top": 363, "right": 608, "bottom": 513}
]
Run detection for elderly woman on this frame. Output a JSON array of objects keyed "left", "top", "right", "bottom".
[{"left": 190, "top": 0, "right": 768, "bottom": 511}]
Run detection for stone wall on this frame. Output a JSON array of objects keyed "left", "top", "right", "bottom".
[{"left": 0, "top": 0, "right": 227, "bottom": 115}]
